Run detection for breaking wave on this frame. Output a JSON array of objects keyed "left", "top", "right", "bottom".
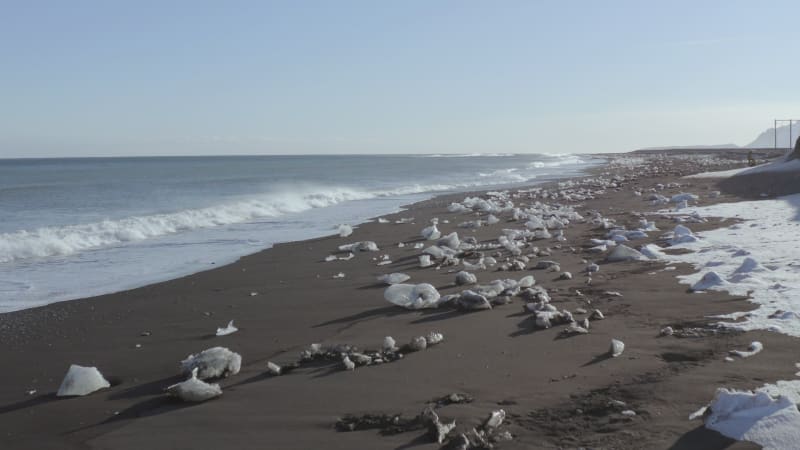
[{"left": 0, "top": 155, "right": 590, "bottom": 264}]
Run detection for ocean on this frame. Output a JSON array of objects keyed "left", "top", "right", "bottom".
[{"left": 0, "top": 153, "right": 598, "bottom": 313}]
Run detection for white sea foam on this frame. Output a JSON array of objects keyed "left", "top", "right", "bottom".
[{"left": 0, "top": 169, "right": 572, "bottom": 264}]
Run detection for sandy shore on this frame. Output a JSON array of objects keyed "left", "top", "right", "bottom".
[{"left": 1, "top": 151, "right": 796, "bottom": 449}]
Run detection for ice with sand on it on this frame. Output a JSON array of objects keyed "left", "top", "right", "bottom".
[
  {"left": 166, "top": 368, "right": 222, "bottom": 402},
  {"left": 180, "top": 346, "right": 242, "bottom": 380}
]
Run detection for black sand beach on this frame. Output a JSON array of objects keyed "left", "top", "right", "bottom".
[{"left": 1, "top": 150, "right": 796, "bottom": 450}]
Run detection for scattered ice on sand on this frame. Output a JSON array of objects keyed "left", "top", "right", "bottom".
[
  {"left": 660, "top": 326, "right": 674, "bottom": 336},
  {"left": 729, "top": 341, "right": 763, "bottom": 359},
  {"left": 609, "top": 339, "right": 625, "bottom": 357},
  {"left": 181, "top": 347, "right": 242, "bottom": 379},
  {"left": 216, "top": 320, "right": 238, "bottom": 336},
  {"left": 606, "top": 245, "right": 647, "bottom": 262},
  {"left": 621, "top": 410, "right": 637, "bottom": 417},
  {"left": 424, "top": 407, "right": 456, "bottom": 444},
  {"left": 378, "top": 273, "right": 410, "bottom": 285},
  {"left": 337, "top": 224, "right": 353, "bottom": 237},
  {"left": 691, "top": 271, "right": 728, "bottom": 291},
  {"left": 324, "top": 255, "right": 337, "bottom": 262},
  {"left": 332, "top": 272, "right": 346, "bottom": 279},
  {"left": 165, "top": 368, "right": 222, "bottom": 402},
  {"left": 384, "top": 283, "right": 442, "bottom": 309},
  {"left": 56, "top": 365, "right": 110, "bottom": 397}
]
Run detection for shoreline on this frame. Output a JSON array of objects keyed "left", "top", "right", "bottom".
[
  {"left": 0, "top": 155, "right": 601, "bottom": 315},
  {"left": 1, "top": 151, "right": 796, "bottom": 449}
]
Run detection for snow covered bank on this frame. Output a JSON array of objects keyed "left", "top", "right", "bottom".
[{"left": 661, "top": 193, "right": 800, "bottom": 336}]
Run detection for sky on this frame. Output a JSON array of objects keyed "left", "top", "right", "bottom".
[{"left": 1, "top": 0, "right": 799, "bottom": 158}]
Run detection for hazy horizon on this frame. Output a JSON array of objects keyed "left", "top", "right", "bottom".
[{"left": 2, "top": 1, "right": 799, "bottom": 158}]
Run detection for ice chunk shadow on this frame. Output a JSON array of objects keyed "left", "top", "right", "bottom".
[{"left": 667, "top": 425, "right": 741, "bottom": 450}]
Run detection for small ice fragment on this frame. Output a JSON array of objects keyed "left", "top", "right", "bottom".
[
  {"left": 165, "top": 368, "right": 222, "bottom": 402},
  {"left": 324, "top": 255, "right": 337, "bottom": 262},
  {"left": 342, "top": 356, "right": 355, "bottom": 371},
  {"left": 408, "top": 336, "right": 428, "bottom": 352},
  {"left": 383, "top": 336, "right": 398, "bottom": 352},
  {"left": 332, "top": 272, "right": 345, "bottom": 279},
  {"left": 426, "top": 331, "right": 444, "bottom": 346},
  {"left": 266, "top": 361, "right": 282, "bottom": 376},
  {"left": 419, "top": 254, "right": 434, "bottom": 268},
  {"left": 728, "top": 341, "right": 763, "bottom": 359},
  {"left": 377, "top": 273, "right": 411, "bottom": 285},
  {"left": 455, "top": 271, "right": 477, "bottom": 285},
  {"left": 621, "top": 410, "right": 637, "bottom": 417},
  {"left": 337, "top": 224, "right": 353, "bottom": 237},
  {"left": 609, "top": 339, "right": 625, "bottom": 357},
  {"left": 216, "top": 320, "right": 238, "bottom": 336},
  {"left": 689, "top": 406, "right": 707, "bottom": 420},
  {"left": 484, "top": 409, "right": 506, "bottom": 429}
]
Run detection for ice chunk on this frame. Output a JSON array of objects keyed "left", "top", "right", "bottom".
[
  {"left": 377, "top": 273, "right": 411, "bottom": 285},
  {"left": 672, "top": 193, "right": 699, "bottom": 203},
  {"left": 343, "top": 356, "right": 355, "bottom": 371},
  {"left": 729, "top": 341, "right": 763, "bottom": 359},
  {"left": 338, "top": 241, "right": 379, "bottom": 252},
  {"left": 457, "top": 290, "right": 492, "bottom": 310},
  {"left": 421, "top": 223, "right": 441, "bottom": 240},
  {"left": 640, "top": 244, "right": 666, "bottom": 260},
  {"left": 383, "top": 336, "right": 398, "bottom": 352},
  {"left": 384, "top": 283, "right": 442, "bottom": 309},
  {"left": 484, "top": 409, "right": 506, "bottom": 429},
  {"left": 419, "top": 254, "right": 433, "bottom": 268},
  {"left": 609, "top": 339, "right": 625, "bottom": 357},
  {"left": 426, "top": 331, "right": 444, "bottom": 346},
  {"left": 704, "top": 388, "right": 800, "bottom": 448},
  {"left": 691, "top": 271, "right": 728, "bottom": 291},
  {"left": 606, "top": 245, "right": 647, "bottom": 262},
  {"left": 337, "top": 224, "right": 353, "bottom": 237},
  {"left": 266, "top": 361, "right": 282, "bottom": 376},
  {"left": 165, "top": 368, "right": 222, "bottom": 402},
  {"left": 455, "top": 271, "right": 477, "bottom": 286},
  {"left": 438, "top": 232, "right": 460, "bottom": 250},
  {"left": 216, "top": 320, "right": 238, "bottom": 336},
  {"left": 408, "top": 336, "right": 428, "bottom": 352},
  {"left": 56, "top": 365, "right": 110, "bottom": 397},
  {"left": 181, "top": 346, "right": 242, "bottom": 380}
]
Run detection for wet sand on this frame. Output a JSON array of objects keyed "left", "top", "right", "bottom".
[{"left": 0, "top": 151, "right": 796, "bottom": 449}]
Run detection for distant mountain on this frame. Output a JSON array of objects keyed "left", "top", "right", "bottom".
[{"left": 746, "top": 121, "right": 800, "bottom": 149}]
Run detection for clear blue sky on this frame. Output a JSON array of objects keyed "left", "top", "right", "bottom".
[{"left": 1, "top": 0, "right": 798, "bottom": 157}]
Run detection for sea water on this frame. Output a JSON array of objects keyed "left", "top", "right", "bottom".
[{"left": 0, "top": 153, "right": 598, "bottom": 312}]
